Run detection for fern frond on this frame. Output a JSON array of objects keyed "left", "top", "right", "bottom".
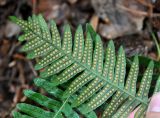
[
  {"left": 154, "top": 76, "right": 160, "bottom": 93},
  {"left": 13, "top": 78, "right": 97, "bottom": 118},
  {"left": 13, "top": 111, "right": 32, "bottom": 118},
  {"left": 10, "top": 15, "right": 160, "bottom": 118},
  {"left": 133, "top": 75, "right": 160, "bottom": 118}
]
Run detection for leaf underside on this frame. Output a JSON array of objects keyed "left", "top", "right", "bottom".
[{"left": 10, "top": 15, "right": 160, "bottom": 118}]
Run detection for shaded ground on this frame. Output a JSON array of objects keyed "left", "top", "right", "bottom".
[{"left": 0, "top": 0, "right": 160, "bottom": 117}]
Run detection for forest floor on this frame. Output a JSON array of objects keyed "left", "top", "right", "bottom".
[{"left": 0, "top": 0, "right": 160, "bottom": 117}]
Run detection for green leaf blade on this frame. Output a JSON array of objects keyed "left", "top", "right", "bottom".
[{"left": 16, "top": 103, "right": 55, "bottom": 118}]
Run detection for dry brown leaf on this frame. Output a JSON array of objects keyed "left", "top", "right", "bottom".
[
  {"left": 68, "top": 0, "right": 78, "bottom": 4},
  {"left": 90, "top": 15, "right": 99, "bottom": 31},
  {"left": 91, "top": 0, "right": 153, "bottom": 38}
]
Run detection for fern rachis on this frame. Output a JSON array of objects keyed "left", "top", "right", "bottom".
[{"left": 10, "top": 14, "right": 160, "bottom": 118}]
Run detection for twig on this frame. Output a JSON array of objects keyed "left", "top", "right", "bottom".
[
  {"left": 117, "top": 4, "right": 160, "bottom": 17},
  {"left": 27, "top": 61, "right": 38, "bottom": 77}
]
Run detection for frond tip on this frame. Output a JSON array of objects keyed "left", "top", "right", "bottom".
[{"left": 11, "top": 14, "right": 160, "bottom": 118}]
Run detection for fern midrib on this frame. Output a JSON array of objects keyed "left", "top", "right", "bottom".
[
  {"left": 27, "top": 26, "right": 148, "bottom": 106},
  {"left": 53, "top": 97, "right": 69, "bottom": 118}
]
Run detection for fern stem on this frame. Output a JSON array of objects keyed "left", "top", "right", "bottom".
[{"left": 53, "top": 97, "right": 70, "bottom": 118}]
